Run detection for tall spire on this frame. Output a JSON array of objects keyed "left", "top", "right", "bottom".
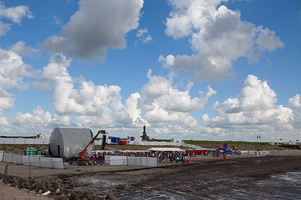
[{"left": 142, "top": 125, "right": 150, "bottom": 140}]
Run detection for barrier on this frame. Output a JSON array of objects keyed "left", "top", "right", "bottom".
[
  {"left": 0, "top": 151, "right": 3, "bottom": 161},
  {"left": 104, "top": 155, "right": 110, "bottom": 164},
  {"left": 40, "top": 157, "right": 53, "bottom": 168},
  {"left": 141, "top": 157, "right": 148, "bottom": 166},
  {"left": 105, "top": 155, "right": 157, "bottom": 167},
  {"left": 142, "top": 157, "right": 157, "bottom": 167},
  {"left": 1, "top": 138, "right": 15, "bottom": 144},
  {"left": 0, "top": 138, "right": 50, "bottom": 145},
  {"left": 127, "top": 157, "right": 140, "bottom": 166},
  {"left": 127, "top": 157, "right": 156, "bottom": 166},
  {"left": 22, "top": 156, "right": 31, "bottom": 165},
  {"left": 14, "top": 138, "right": 25, "bottom": 144},
  {"left": 3, "top": 154, "right": 13, "bottom": 163},
  {"left": 31, "top": 157, "right": 40, "bottom": 167},
  {"left": 51, "top": 158, "right": 65, "bottom": 169},
  {"left": 240, "top": 151, "right": 270, "bottom": 156},
  {"left": 1, "top": 153, "right": 64, "bottom": 169},
  {"left": 105, "top": 156, "right": 127, "bottom": 165},
  {"left": 12, "top": 154, "right": 22, "bottom": 164}
]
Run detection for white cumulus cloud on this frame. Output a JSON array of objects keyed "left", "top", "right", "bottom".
[
  {"left": 288, "top": 94, "right": 301, "bottom": 128},
  {"left": 32, "top": 57, "right": 216, "bottom": 136},
  {"left": 0, "top": 48, "right": 36, "bottom": 118},
  {"left": 33, "top": 53, "right": 145, "bottom": 130},
  {"left": 0, "top": 2, "right": 32, "bottom": 36},
  {"left": 0, "top": 21, "right": 11, "bottom": 36},
  {"left": 136, "top": 28, "right": 152, "bottom": 44},
  {"left": 43, "top": 0, "right": 143, "bottom": 60},
  {"left": 0, "top": 2, "right": 32, "bottom": 24},
  {"left": 32, "top": 53, "right": 71, "bottom": 90},
  {"left": 0, "top": 48, "right": 37, "bottom": 127},
  {"left": 203, "top": 75, "right": 295, "bottom": 141},
  {"left": 140, "top": 69, "right": 216, "bottom": 127},
  {"left": 14, "top": 106, "right": 52, "bottom": 125},
  {"left": 10, "top": 41, "right": 39, "bottom": 57},
  {"left": 12, "top": 106, "right": 72, "bottom": 136},
  {"left": 161, "top": 0, "right": 284, "bottom": 81}
]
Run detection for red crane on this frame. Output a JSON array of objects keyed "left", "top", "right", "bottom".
[{"left": 78, "top": 130, "right": 105, "bottom": 165}]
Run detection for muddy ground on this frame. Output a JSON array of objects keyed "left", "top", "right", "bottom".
[
  {"left": 1, "top": 155, "right": 301, "bottom": 199},
  {"left": 69, "top": 156, "right": 301, "bottom": 199}
]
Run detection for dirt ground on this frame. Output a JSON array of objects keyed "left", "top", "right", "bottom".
[
  {"left": 71, "top": 155, "right": 301, "bottom": 199},
  {"left": 1, "top": 153, "right": 301, "bottom": 199},
  {"left": 0, "top": 181, "right": 53, "bottom": 200}
]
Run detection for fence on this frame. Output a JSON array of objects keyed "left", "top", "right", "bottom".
[
  {"left": 270, "top": 150, "right": 301, "bottom": 156},
  {"left": 127, "top": 156, "right": 157, "bottom": 167},
  {"left": 0, "top": 152, "right": 64, "bottom": 169},
  {"left": 0, "top": 151, "right": 3, "bottom": 161},
  {"left": 0, "top": 138, "right": 50, "bottom": 145},
  {"left": 104, "top": 155, "right": 157, "bottom": 167},
  {"left": 240, "top": 150, "right": 270, "bottom": 156}
]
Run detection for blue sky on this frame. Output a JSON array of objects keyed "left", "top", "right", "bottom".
[{"left": 0, "top": 0, "right": 300, "bottom": 142}]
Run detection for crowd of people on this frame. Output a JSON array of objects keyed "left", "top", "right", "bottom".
[
  {"left": 92, "top": 150, "right": 152, "bottom": 164},
  {"left": 92, "top": 149, "right": 211, "bottom": 165},
  {"left": 157, "top": 151, "right": 187, "bottom": 164}
]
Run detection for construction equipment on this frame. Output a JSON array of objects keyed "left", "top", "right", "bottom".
[{"left": 77, "top": 130, "right": 105, "bottom": 165}]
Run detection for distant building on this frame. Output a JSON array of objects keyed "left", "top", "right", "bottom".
[{"left": 141, "top": 125, "right": 150, "bottom": 141}]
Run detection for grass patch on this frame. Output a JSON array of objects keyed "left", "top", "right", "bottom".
[
  {"left": 183, "top": 140, "right": 288, "bottom": 150},
  {"left": 0, "top": 140, "right": 290, "bottom": 154}
]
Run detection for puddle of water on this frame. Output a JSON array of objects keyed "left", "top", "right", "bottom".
[{"left": 74, "top": 171, "right": 301, "bottom": 199}]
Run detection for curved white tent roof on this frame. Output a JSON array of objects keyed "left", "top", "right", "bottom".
[
  {"left": 147, "top": 147, "right": 185, "bottom": 152},
  {"left": 49, "top": 128, "right": 93, "bottom": 158}
]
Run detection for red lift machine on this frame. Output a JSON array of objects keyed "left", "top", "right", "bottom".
[{"left": 77, "top": 130, "right": 105, "bottom": 165}]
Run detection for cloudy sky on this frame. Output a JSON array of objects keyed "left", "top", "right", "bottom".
[{"left": 0, "top": 0, "right": 300, "bottom": 142}]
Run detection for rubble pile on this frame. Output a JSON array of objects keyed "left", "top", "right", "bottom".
[{"left": 0, "top": 173, "right": 105, "bottom": 200}]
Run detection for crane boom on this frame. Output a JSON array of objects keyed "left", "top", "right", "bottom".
[{"left": 78, "top": 130, "right": 105, "bottom": 161}]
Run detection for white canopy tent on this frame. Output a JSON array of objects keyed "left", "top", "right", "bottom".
[{"left": 147, "top": 147, "right": 185, "bottom": 152}]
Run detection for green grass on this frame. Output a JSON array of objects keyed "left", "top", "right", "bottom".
[
  {"left": 0, "top": 140, "right": 291, "bottom": 154},
  {"left": 183, "top": 140, "right": 288, "bottom": 151}
]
